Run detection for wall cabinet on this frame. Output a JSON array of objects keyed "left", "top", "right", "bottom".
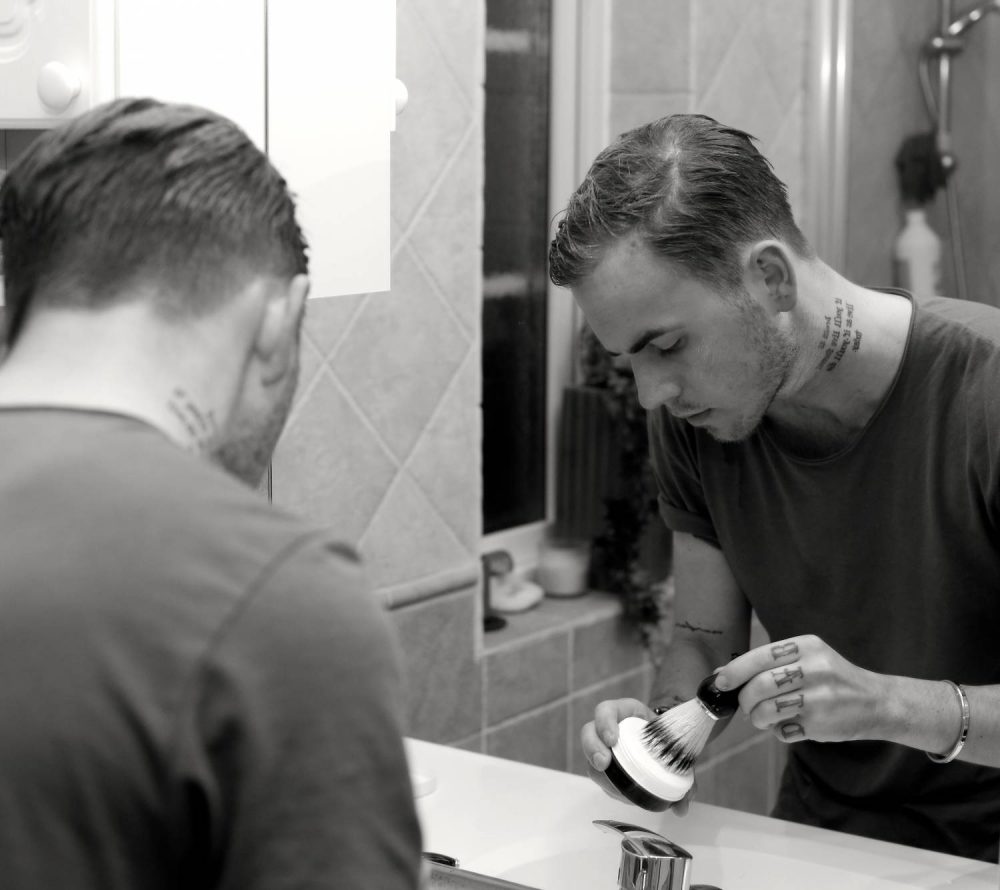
[{"left": 0, "top": 0, "right": 396, "bottom": 298}]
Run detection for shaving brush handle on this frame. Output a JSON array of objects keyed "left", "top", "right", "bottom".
[{"left": 696, "top": 674, "right": 741, "bottom": 718}]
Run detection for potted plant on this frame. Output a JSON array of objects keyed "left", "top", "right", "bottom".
[{"left": 557, "top": 324, "right": 673, "bottom": 652}]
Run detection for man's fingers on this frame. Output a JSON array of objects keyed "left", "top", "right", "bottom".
[
  {"left": 584, "top": 698, "right": 657, "bottom": 770},
  {"left": 716, "top": 635, "right": 815, "bottom": 693}
]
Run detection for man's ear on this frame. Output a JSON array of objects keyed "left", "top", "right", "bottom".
[
  {"left": 255, "top": 273, "right": 310, "bottom": 386},
  {"left": 747, "top": 242, "right": 796, "bottom": 311}
]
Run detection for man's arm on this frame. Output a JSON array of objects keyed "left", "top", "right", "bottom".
[
  {"left": 581, "top": 531, "right": 752, "bottom": 771},
  {"left": 649, "top": 531, "right": 753, "bottom": 709},
  {"left": 174, "top": 537, "right": 422, "bottom": 890},
  {"left": 717, "top": 635, "right": 1000, "bottom": 767}
]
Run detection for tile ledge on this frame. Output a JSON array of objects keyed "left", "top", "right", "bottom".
[
  {"left": 379, "top": 561, "right": 480, "bottom": 609},
  {"left": 483, "top": 589, "right": 627, "bottom": 653}
]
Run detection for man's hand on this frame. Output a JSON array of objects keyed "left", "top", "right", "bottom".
[
  {"left": 581, "top": 697, "right": 697, "bottom": 814},
  {"left": 714, "top": 634, "right": 888, "bottom": 744}
]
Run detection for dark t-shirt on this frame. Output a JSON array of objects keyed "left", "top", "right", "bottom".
[
  {"left": 0, "top": 409, "right": 422, "bottom": 889},
  {"left": 650, "top": 293, "right": 1000, "bottom": 861}
]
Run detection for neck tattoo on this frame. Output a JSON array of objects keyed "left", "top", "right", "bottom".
[
  {"left": 815, "top": 297, "right": 863, "bottom": 372},
  {"left": 166, "top": 387, "right": 218, "bottom": 450}
]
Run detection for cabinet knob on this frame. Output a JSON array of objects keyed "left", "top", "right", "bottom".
[
  {"left": 394, "top": 78, "right": 408, "bottom": 115},
  {"left": 0, "top": 0, "right": 27, "bottom": 39},
  {"left": 37, "top": 61, "right": 81, "bottom": 113}
]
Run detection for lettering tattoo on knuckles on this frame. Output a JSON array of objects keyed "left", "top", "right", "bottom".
[
  {"left": 770, "top": 641, "right": 799, "bottom": 661},
  {"left": 772, "top": 665, "right": 804, "bottom": 688},
  {"left": 779, "top": 722, "right": 806, "bottom": 741},
  {"left": 775, "top": 694, "right": 804, "bottom": 714}
]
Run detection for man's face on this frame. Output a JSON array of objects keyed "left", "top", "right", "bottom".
[
  {"left": 573, "top": 237, "right": 796, "bottom": 443},
  {"left": 212, "top": 347, "right": 299, "bottom": 487},
  {"left": 211, "top": 283, "right": 305, "bottom": 487}
]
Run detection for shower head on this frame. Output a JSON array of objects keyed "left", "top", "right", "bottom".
[{"left": 943, "top": 0, "right": 1000, "bottom": 39}]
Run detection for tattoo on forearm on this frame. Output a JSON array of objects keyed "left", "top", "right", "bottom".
[
  {"left": 675, "top": 621, "right": 723, "bottom": 636},
  {"left": 779, "top": 722, "right": 806, "bottom": 741},
  {"left": 772, "top": 666, "right": 804, "bottom": 687},
  {"left": 770, "top": 642, "right": 799, "bottom": 660},
  {"left": 775, "top": 694, "right": 804, "bottom": 713},
  {"left": 167, "top": 387, "right": 218, "bottom": 449}
]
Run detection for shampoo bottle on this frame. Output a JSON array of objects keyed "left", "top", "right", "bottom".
[{"left": 893, "top": 207, "right": 941, "bottom": 301}]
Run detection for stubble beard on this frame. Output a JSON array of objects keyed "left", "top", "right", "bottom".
[{"left": 707, "top": 301, "right": 798, "bottom": 443}]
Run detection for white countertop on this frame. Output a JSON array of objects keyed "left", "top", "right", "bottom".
[{"left": 407, "top": 738, "right": 997, "bottom": 890}]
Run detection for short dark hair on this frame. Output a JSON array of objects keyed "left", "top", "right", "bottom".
[
  {"left": 0, "top": 97, "right": 308, "bottom": 344},
  {"left": 548, "top": 114, "right": 811, "bottom": 292}
]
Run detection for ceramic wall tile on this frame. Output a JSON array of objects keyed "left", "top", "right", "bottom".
[
  {"left": 360, "top": 471, "right": 471, "bottom": 589},
  {"left": 572, "top": 615, "right": 647, "bottom": 691},
  {"left": 692, "top": 0, "right": 749, "bottom": 95},
  {"left": 389, "top": 587, "right": 483, "bottom": 743},
  {"left": 403, "top": 0, "right": 484, "bottom": 109},
  {"left": 392, "top": 0, "right": 476, "bottom": 232},
  {"left": 486, "top": 701, "right": 570, "bottom": 772},
  {"left": 301, "top": 292, "right": 366, "bottom": 360},
  {"left": 331, "top": 250, "right": 469, "bottom": 463},
  {"left": 405, "top": 130, "right": 483, "bottom": 334},
  {"left": 405, "top": 350, "right": 482, "bottom": 554},
  {"left": 272, "top": 375, "right": 396, "bottom": 542},
  {"left": 611, "top": 0, "right": 690, "bottom": 94},
  {"left": 486, "top": 631, "right": 570, "bottom": 725}
]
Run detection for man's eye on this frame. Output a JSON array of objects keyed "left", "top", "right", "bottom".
[{"left": 654, "top": 338, "right": 684, "bottom": 356}]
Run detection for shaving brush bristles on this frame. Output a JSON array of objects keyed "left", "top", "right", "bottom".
[
  {"left": 641, "top": 674, "right": 742, "bottom": 772},
  {"left": 640, "top": 698, "right": 714, "bottom": 772}
]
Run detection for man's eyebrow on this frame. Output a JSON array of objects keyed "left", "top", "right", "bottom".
[{"left": 606, "top": 327, "right": 679, "bottom": 357}]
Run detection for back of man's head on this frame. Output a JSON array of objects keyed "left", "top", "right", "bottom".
[
  {"left": 549, "top": 113, "right": 812, "bottom": 294},
  {"left": 0, "top": 97, "right": 308, "bottom": 345}
]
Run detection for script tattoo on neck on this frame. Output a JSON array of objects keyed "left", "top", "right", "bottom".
[
  {"left": 815, "top": 298, "right": 863, "bottom": 372},
  {"left": 167, "top": 387, "right": 218, "bottom": 450}
]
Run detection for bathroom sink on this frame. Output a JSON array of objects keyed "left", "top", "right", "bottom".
[
  {"left": 467, "top": 832, "right": 921, "bottom": 890},
  {"left": 407, "top": 739, "right": 996, "bottom": 890}
]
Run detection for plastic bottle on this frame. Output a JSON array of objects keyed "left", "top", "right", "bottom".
[{"left": 893, "top": 207, "right": 941, "bottom": 301}]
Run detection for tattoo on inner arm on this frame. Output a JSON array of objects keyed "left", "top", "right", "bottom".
[
  {"left": 770, "top": 642, "right": 799, "bottom": 661},
  {"left": 675, "top": 621, "right": 723, "bottom": 636}
]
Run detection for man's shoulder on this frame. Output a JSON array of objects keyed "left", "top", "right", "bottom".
[{"left": 919, "top": 295, "right": 1000, "bottom": 347}]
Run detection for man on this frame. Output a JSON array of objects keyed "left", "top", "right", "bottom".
[
  {"left": 550, "top": 114, "right": 1000, "bottom": 862},
  {"left": 0, "top": 98, "right": 421, "bottom": 888}
]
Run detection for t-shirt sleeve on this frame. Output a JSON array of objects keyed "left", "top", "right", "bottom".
[
  {"left": 172, "top": 536, "right": 422, "bottom": 890},
  {"left": 648, "top": 407, "right": 719, "bottom": 545}
]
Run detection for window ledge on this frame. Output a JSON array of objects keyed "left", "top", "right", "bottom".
[{"left": 483, "top": 589, "right": 627, "bottom": 654}]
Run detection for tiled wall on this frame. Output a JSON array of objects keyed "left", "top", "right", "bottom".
[
  {"left": 845, "top": 1, "right": 999, "bottom": 308},
  {"left": 944, "top": 11, "right": 1000, "bottom": 306},
  {"left": 845, "top": 0, "right": 939, "bottom": 289},
  {"left": 609, "top": 0, "right": 810, "bottom": 229},
  {"left": 272, "top": 0, "right": 484, "bottom": 606},
  {"left": 272, "top": 0, "right": 804, "bottom": 820}
]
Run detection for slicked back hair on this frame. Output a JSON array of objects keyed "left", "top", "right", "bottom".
[
  {"left": 548, "top": 114, "right": 812, "bottom": 294},
  {"left": 0, "top": 97, "right": 308, "bottom": 345}
]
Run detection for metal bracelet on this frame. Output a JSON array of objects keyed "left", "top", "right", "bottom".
[{"left": 926, "top": 680, "right": 970, "bottom": 764}]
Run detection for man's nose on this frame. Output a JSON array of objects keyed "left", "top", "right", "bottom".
[{"left": 632, "top": 356, "right": 681, "bottom": 410}]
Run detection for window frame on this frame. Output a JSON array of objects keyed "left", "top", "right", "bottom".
[{"left": 481, "top": 0, "right": 610, "bottom": 573}]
